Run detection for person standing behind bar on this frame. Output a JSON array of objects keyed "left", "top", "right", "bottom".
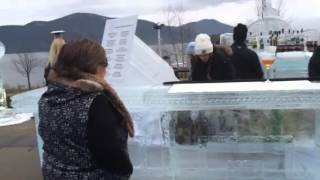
[
  {"left": 191, "top": 34, "right": 235, "bottom": 81},
  {"left": 231, "top": 24, "right": 264, "bottom": 80},
  {"left": 39, "top": 39, "right": 134, "bottom": 180},
  {"left": 186, "top": 41, "right": 196, "bottom": 80},
  {"left": 309, "top": 46, "right": 320, "bottom": 79},
  {"left": 44, "top": 30, "right": 66, "bottom": 84}
]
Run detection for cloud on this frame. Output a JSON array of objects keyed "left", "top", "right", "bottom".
[
  {"left": 0, "top": 0, "right": 253, "bottom": 25},
  {"left": 0, "top": 0, "right": 319, "bottom": 27},
  {"left": 181, "top": 0, "right": 250, "bottom": 10},
  {"left": 140, "top": 0, "right": 257, "bottom": 26}
]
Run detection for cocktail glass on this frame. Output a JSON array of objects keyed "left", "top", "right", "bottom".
[{"left": 262, "top": 58, "right": 276, "bottom": 81}]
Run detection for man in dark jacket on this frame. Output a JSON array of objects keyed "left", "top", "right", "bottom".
[
  {"left": 231, "top": 24, "right": 264, "bottom": 80},
  {"left": 309, "top": 46, "right": 320, "bottom": 79},
  {"left": 191, "top": 34, "right": 235, "bottom": 82}
]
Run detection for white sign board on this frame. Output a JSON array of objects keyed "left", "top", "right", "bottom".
[{"left": 101, "top": 16, "right": 138, "bottom": 83}]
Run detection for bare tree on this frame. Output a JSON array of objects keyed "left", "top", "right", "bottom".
[
  {"left": 255, "top": 0, "right": 263, "bottom": 17},
  {"left": 164, "top": 5, "right": 180, "bottom": 67},
  {"left": 163, "top": 3, "right": 194, "bottom": 68},
  {"left": 255, "top": 0, "right": 286, "bottom": 18},
  {"left": 275, "top": 0, "right": 285, "bottom": 17},
  {"left": 175, "top": 4, "right": 186, "bottom": 66},
  {"left": 12, "top": 53, "right": 43, "bottom": 90}
]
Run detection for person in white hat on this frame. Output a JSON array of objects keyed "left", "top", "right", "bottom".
[
  {"left": 48, "top": 30, "right": 66, "bottom": 66},
  {"left": 186, "top": 41, "right": 196, "bottom": 79},
  {"left": 191, "top": 33, "right": 235, "bottom": 81},
  {"left": 44, "top": 30, "right": 66, "bottom": 84}
]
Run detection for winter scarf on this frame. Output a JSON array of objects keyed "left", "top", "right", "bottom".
[{"left": 47, "top": 69, "right": 135, "bottom": 137}]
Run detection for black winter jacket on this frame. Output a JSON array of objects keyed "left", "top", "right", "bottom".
[
  {"left": 191, "top": 49, "right": 235, "bottom": 82},
  {"left": 231, "top": 42, "right": 264, "bottom": 80},
  {"left": 39, "top": 82, "right": 132, "bottom": 180},
  {"left": 309, "top": 48, "right": 320, "bottom": 78}
]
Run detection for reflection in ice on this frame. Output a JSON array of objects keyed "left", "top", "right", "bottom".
[{"left": 130, "top": 109, "right": 320, "bottom": 180}]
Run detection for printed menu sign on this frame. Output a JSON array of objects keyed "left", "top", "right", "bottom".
[{"left": 101, "top": 16, "right": 138, "bottom": 83}]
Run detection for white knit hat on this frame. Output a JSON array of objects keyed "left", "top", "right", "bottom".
[{"left": 194, "top": 34, "right": 213, "bottom": 55}]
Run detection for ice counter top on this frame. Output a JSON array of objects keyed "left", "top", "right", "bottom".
[
  {"left": 122, "top": 80, "right": 320, "bottom": 111},
  {"left": 11, "top": 80, "right": 320, "bottom": 113},
  {"left": 168, "top": 80, "right": 320, "bottom": 93}
]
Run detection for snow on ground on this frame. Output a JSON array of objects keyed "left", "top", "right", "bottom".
[
  {"left": 0, "top": 109, "right": 33, "bottom": 126},
  {"left": 11, "top": 87, "right": 46, "bottom": 114},
  {"left": 0, "top": 87, "right": 45, "bottom": 127}
]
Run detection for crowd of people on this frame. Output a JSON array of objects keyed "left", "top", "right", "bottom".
[
  {"left": 187, "top": 23, "right": 320, "bottom": 82},
  {"left": 187, "top": 23, "right": 264, "bottom": 82},
  {"left": 38, "top": 22, "right": 320, "bottom": 180}
]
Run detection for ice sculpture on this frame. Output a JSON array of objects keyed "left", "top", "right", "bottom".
[
  {"left": 11, "top": 80, "right": 320, "bottom": 179},
  {"left": 0, "top": 41, "right": 5, "bottom": 59},
  {"left": 257, "top": 49, "right": 312, "bottom": 79},
  {"left": 0, "top": 41, "right": 6, "bottom": 109},
  {"left": 131, "top": 81, "right": 320, "bottom": 180},
  {"left": 0, "top": 81, "right": 5, "bottom": 109}
]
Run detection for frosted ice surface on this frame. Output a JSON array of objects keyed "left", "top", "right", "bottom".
[
  {"left": 0, "top": 108, "right": 33, "bottom": 126},
  {"left": 11, "top": 87, "right": 46, "bottom": 114},
  {"left": 258, "top": 51, "right": 312, "bottom": 78}
]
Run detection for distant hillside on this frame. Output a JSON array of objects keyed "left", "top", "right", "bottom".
[{"left": 0, "top": 13, "right": 233, "bottom": 54}]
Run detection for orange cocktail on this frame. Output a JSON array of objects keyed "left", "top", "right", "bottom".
[{"left": 262, "top": 58, "right": 276, "bottom": 69}]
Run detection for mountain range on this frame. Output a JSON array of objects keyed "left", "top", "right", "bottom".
[{"left": 0, "top": 13, "right": 233, "bottom": 54}]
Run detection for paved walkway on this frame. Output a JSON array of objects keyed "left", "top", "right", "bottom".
[{"left": 0, "top": 120, "right": 42, "bottom": 180}]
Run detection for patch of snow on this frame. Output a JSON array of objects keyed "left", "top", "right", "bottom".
[
  {"left": 0, "top": 109, "right": 33, "bottom": 126},
  {"left": 11, "top": 87, "right": 46, "bottom": 114}
]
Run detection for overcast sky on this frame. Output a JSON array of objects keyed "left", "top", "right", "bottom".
[{"left": 0, "top": 0, "right": 320, "bottom": 28}]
